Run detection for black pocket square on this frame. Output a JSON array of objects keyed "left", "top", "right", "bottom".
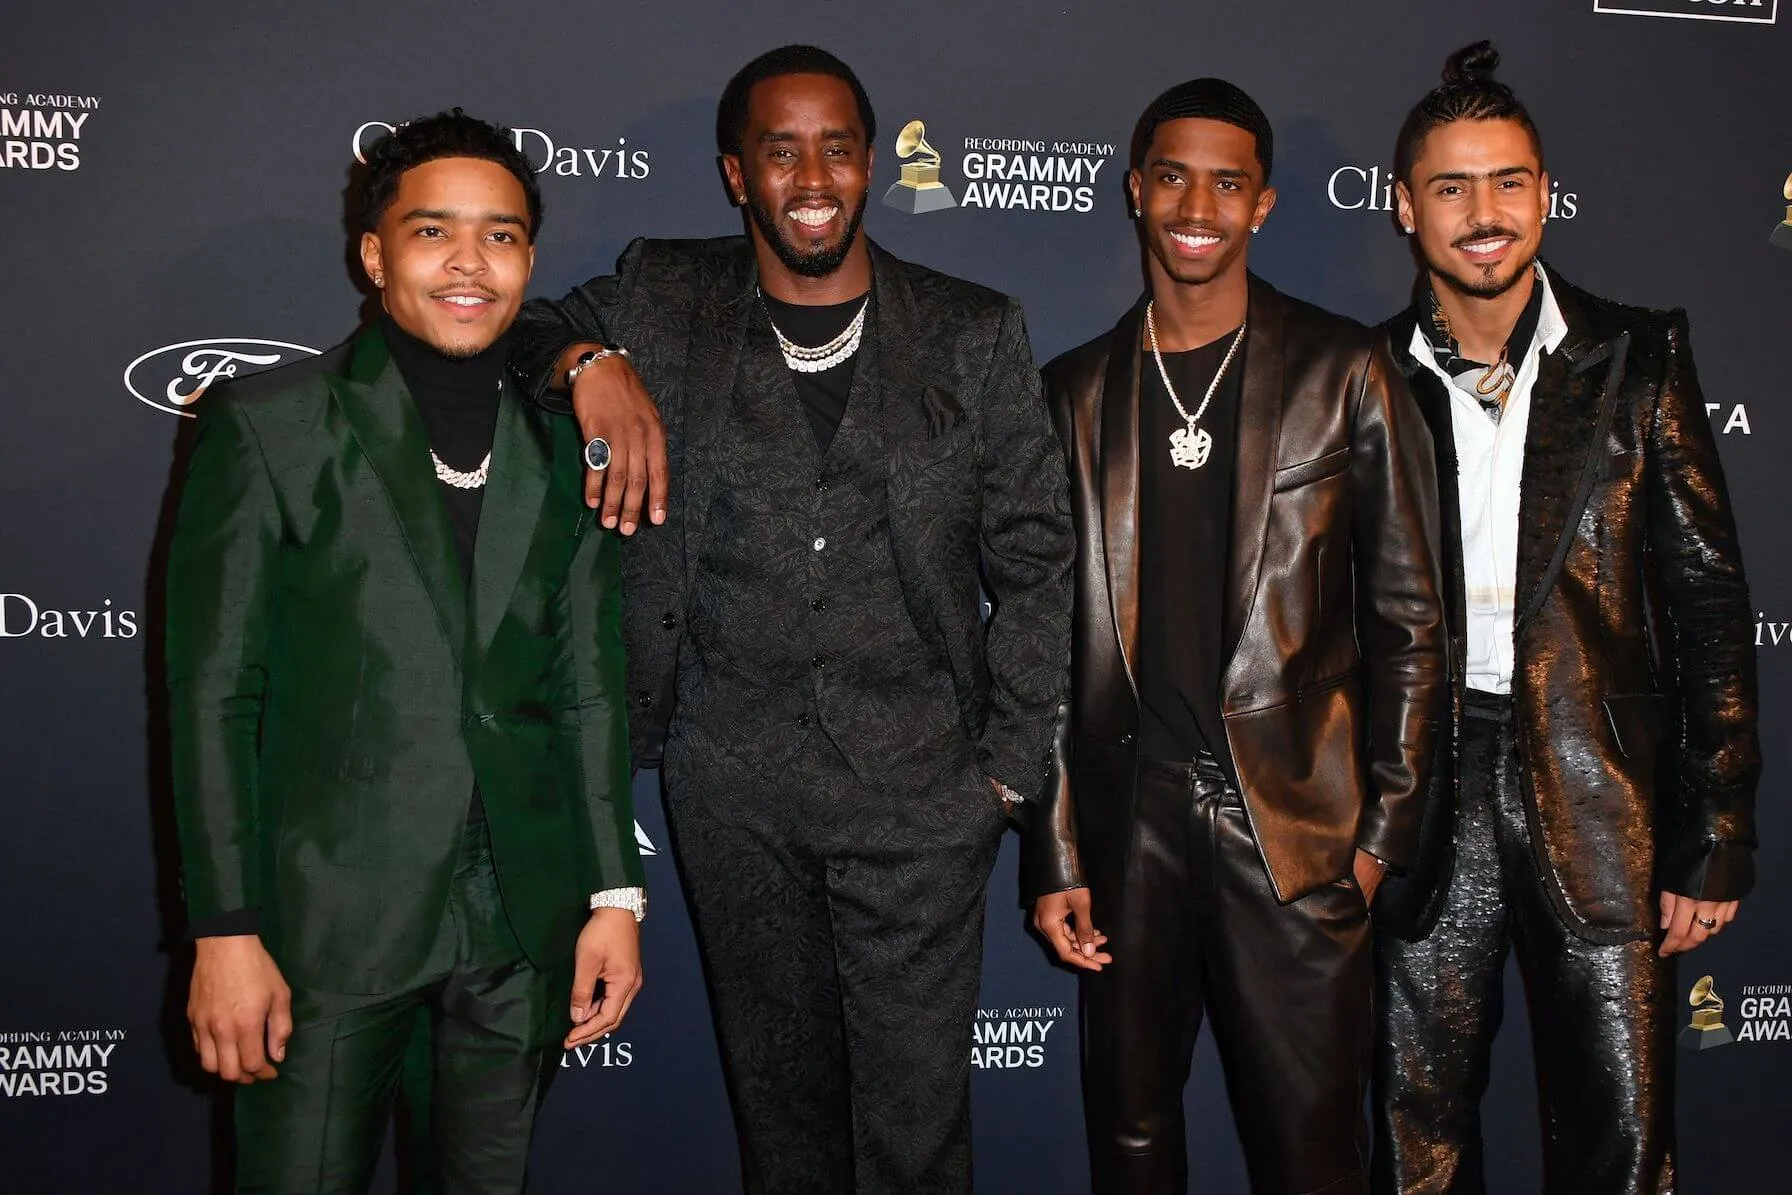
[{"left": 921, "top": 386, "right": 966, "bottom": 439}]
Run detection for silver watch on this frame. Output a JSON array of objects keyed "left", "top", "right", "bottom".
[{"left": 564, "top": 345, "right": 630, "bottom": 389}]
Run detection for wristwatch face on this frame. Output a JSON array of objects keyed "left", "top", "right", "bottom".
[{"left": 584, "top": 437, "right": 612, "bottom": 471}]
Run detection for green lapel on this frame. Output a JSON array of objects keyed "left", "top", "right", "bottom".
[
  {"left": 326, "top": 325, "right": 468, "bottom": 663},
  {"left": 470, "top": 376, "right": 555, "bottom": 657}
]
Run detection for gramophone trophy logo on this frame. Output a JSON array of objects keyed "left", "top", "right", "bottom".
[
  {"left": 882, "top": 119, "right": 957, "bottom": 214},
  {"left": 1772, "top": 172, "right": 1792, "bottom": 250},
  {"left": 1679, "top": 975, "right": 1735, "bottom": 1050}
]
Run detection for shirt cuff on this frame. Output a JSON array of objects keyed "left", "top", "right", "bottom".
[
  {"left": 589, "top": 887, "right": 647, "bottom": 922},
  {"left": 184, "top": 908, "right": 260, "bottom": 941}
]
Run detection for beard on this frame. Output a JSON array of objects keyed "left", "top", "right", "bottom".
[
  {"left": 747, "top": 189, "right": 869, "bottom": 278},
  {"left": 1433, "top": 225, "right": 1539, "bottom": 300}
]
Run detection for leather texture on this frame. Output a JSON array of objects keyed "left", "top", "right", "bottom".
[
  {"left": 1020, "top": 277, "right": 1447, "bottom": 910},
  {"left": 165, "top": 324, "right": 642, "bottom": 996},
  {"left": 1374, "top": 694, "right": 1675, "bottom": 1194},
  {"left": 1375, "top": 266, "right": 1760, "bottom": 945},
  {"left": 512, "top": 236, "right": 1075, "bottom": 801},
  {"left": 1084, "top": 753, "right": 1372, "bottom": 1195}
]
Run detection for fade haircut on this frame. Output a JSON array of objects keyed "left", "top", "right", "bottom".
[
  {"left": 1131, "top": 78, "right": 1274, "bottom": 181},
  {"left": 1395, "top": 41, "right": 1544, "bottom": 183},
  {"left": 355, "top": 108, "right": 543, "bottom": 240},
  {"left": 715, "top": 44, "right": 877, "bottom": 156}
]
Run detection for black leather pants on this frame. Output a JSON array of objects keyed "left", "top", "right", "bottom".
[
  {"left": 1372, "top": 691, "right": 1675, "bottom": 1194},
  {"left": 1083, "top": 752, "right": 1372, "bottom": 1195}
]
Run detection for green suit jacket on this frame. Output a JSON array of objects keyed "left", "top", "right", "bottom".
[{"left": 165, "top": 324, "right": 641, "bottom": 996}]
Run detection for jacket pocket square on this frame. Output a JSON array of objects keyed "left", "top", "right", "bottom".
[{"left": 921, "top": 386, "right": 966, "bottom": 439}]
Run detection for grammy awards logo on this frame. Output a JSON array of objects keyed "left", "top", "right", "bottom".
[
  {"left": 1679, "top": 975, "right": 1735, "bottom": 1050},
  {"left": 1771, "top": 172, "right": 1792, "bottom": 250},
  {"left": 882, "top": 119, "right": 958, "bottom": 214}
]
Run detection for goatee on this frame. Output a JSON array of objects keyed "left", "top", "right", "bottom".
[{"left": 749, "top": 191, "right": 869, "bottom": 278}]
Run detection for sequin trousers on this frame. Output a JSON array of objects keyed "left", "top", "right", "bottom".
[{"left": 1372, "top": 690, "right": 1675, "bottom": 1194}]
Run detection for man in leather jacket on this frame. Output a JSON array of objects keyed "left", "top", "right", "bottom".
[
  {"left": 1371, "top": 43, "right": 1760, "bottom": 1195},
  {"left": 1021, "top": 79, "right": 1445, "bottom": 1195}
]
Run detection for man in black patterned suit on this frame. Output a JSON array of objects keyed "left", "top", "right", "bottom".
[{"left": 511, "top": 44, "right": 1074, "bottom": 1194}]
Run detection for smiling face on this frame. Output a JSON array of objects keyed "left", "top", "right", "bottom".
[
  {"left": 1397, "top": 118, "right": 1548, "bottom": 300},
  {"left": 721, "top": 72, "right": 872, "bottom": 281},
  {"left": 1127, "top": 117, "right": 1275, "bottom": 291},
  {"left": 358, "top": 156, "right": 534, "bottom": 357}
]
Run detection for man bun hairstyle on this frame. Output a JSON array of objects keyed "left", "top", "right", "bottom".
[
  {"left": 355, "top": 108, "right": 543, "bottom": 240},
  {"left": 716, "top": 44, "right": 877, "bottom": 157},
  {"left": 1394, "top": 41, "right": 1543, "bottom": 183},
  {"left": 1130, "top": 78, "right": 1274, "bottom": 181}
]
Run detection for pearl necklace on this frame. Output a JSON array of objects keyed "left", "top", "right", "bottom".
[
  {"left": 762, "top": 291, "right": 870, "bottom": 373},
  {"left": 1146, "top": 302, "right": 1247, "bottom": 471}
]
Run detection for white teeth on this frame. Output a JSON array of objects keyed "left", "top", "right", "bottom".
[
  {"left": 1462, "top": 240, "right": 1508, "bottom": 256},
  {"left": 440, "top": 295, "right": 489, "bottom": 306},
  {"left": 790, "top": 207, "right": 838, "bottom": 227},
  {"left": 1170, "top": 232, "right": 1220, "bottom": 249}
]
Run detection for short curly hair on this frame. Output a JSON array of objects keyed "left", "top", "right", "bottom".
[{"left": 356, "top": 108, "right": 543, "bottom": 240}]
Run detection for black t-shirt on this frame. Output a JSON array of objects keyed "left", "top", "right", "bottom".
[
  {"left": 1137, "top": 328, "right": 1245, "bottom": 770},
  {"left": 760, "top": 292, "right": 866, "bottom": 450}
]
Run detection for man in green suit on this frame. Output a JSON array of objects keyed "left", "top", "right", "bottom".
[{"left": 165, "top": 110, "right": 644, "bottom": 1193}]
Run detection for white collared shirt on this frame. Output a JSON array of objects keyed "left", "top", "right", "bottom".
[{"left": 1408, "top": 264, "right": 1568, "bottom": 695}]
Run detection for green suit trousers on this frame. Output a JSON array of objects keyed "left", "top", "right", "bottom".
[{"left": 234, "top": 818, "right": 568, "bottom": 1193}]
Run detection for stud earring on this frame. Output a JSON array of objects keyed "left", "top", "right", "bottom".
[
  {"left": 1250, "top": 225, "right": 1260, "bottom": 233},
  {"left": 1130, "top": 207, "right": 1141, "bottom": 220},
  {"left": 374, "top": 273, "right": 385, "bottom": 287},
  {"left": 1401, "top": 225, "right": 1413, "bottom": 235}
]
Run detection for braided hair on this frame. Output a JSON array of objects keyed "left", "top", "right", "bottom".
[{"left": 1394, "top": 41, "right": 1542, "bottom": 183}]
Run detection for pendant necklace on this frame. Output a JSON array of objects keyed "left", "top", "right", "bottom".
[{"left": 1146, "top": 301, "right": 1246, "bottom": 470}]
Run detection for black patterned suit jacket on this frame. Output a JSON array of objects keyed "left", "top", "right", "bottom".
[{"left": 513, "top": 236, "right": 1073, "bottom": 799}]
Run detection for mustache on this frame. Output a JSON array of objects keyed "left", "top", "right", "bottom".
[{"left": 1452, "top": 225, "right": 1521, "bottom": 248}]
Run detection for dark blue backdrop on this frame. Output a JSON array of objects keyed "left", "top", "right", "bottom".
[{"left": 2, "top": 2, "right": 1787, "bottom": 1190}]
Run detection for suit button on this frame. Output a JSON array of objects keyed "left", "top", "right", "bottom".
[
  {"left": 797, "top": 712, "right": 811, "bottom": 726},
  {"left": 814, "top": 476, "right": 829, "bottom": 492},
  {"left": 1120, "top": 732, "right": 1135, "bottom": 746},
  {"left": 634, "top": 691, "right": 653, "bottom": 709},
  {"left": 812, "top": 537, "right": 827, "bottom": 551},
  {"left": 811, "top": 597, "right": 827, "bottom": 612},
  {"left": 812, "top": 654, "right": 827, "bottom": 669},
  {"left": 661, "top": 612, "right": 677, "bottom": 629}
]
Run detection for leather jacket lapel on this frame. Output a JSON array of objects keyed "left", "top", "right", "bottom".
[
  {"left": 1223, "top": 276, "right": 1285, "bottom": 672},
  {"left": 1099, "top": 299, "right": 1146, "bottom": 701},
  {"left": 1513, "top": 279, "right": 1628, "bottom": 631},
  {"left": 327, "top": 325, "right": 467, "bottom": 664}
]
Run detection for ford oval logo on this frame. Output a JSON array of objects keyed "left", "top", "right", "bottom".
[{"left": 124, "top": 338, "right": 321, "bottom": 418}]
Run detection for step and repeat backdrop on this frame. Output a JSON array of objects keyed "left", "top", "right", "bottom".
[{"left": 2, "top": 1, "right": 1787, "bottom": 1191}]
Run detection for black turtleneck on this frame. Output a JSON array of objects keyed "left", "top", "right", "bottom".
[{"left": 379, "top": 310, "right": 510, "bottom": 585}]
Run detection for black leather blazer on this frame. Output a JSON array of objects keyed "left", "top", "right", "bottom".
[
  {"left": 1020, "top": 276, "right": 1446, "bottom": 910},
  {"left": 1375, "top": 266, "right": 1760, "bottom": 944}
]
